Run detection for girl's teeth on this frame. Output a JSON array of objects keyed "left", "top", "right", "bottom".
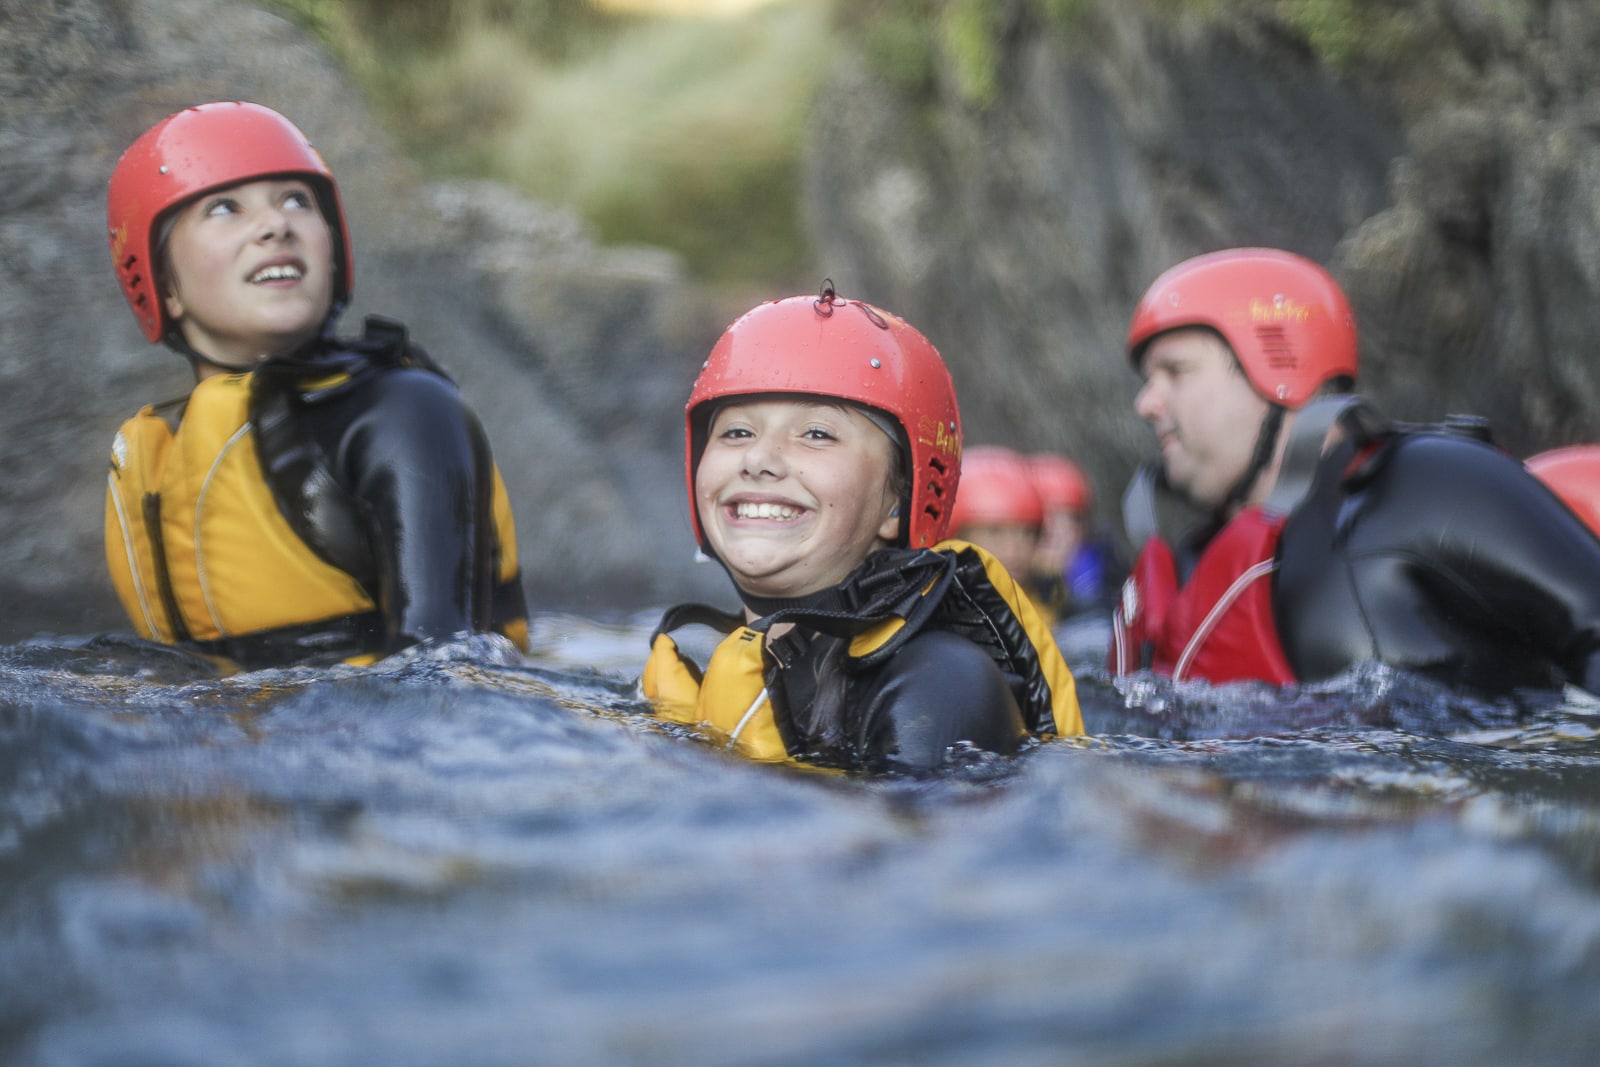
[{"left": 736, "top": 502, "right": 799, "bottom": 520}]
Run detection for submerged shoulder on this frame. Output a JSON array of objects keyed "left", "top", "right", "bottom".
[
  {"left": 1352, "top": 428, "right": 1587, "bottom": 553},
  {"left": 357, "top": 364, "right": 462, "bottom": 406},
  {"left": 890, "top": 629, "right": 1006, "bottom": 678},
  {"left": 1373, "top": 430, "right": 1531, "bottom": 500},
  {"left": 860, "top": 629, "right": 1025, "bottom": 773}
]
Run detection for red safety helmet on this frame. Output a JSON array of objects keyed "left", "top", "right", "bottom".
[
  {"left": 686, "top": 291, "right": 963, "bottom": 549},
  {"left": 107, "top": 101, "right": 353, "bottom": 344},
  {"left": 1126, "top": 248, "right": 1358, "bottom": 409},
  {"left": 950, "top": 446, "right": 1044, "bottom": 533},
  {"left": 1026, "top": 452, "right": 1092, "bottom": 515},
  {"left": 1527, "top": 446, "right": 1600, "bottom": 537}
]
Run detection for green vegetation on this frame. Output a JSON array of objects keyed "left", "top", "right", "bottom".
[
  {"left": 941, "top": 0, "right": 1004, "bottom": 106},
  {"left": 841, "top": 0, "right": 1092, "bottom": 106},
  {"left": 1274, "top": 0, "right": 1424, "bottom": 72},
  {"left": 263, "top": 0, "right": 830, "bottom": 287},
  {"left": 847, "top": 0, "right": 940, "bottom": 98},
  {"left": 847, "top": 0, "right": 1452, "bottom": 108},
  {"left": 260, "top": 0, "right": 1471, "bottom": 284},
  {"left": 261, "top": 0, "right": 1104, "bottom": 284}
]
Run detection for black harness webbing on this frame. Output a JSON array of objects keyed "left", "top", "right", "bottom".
[{"left": 1123, "top": 395, "right": 1380, "bottom": 548}]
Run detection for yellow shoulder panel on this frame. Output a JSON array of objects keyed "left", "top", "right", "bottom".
[
  {"left": 105, "top": 408, "right": 176, "bottom": 642},
  {"left": 644, "top": 628, "right": 792, "bottom": 763},
  {"left": 937, "top": 539, "right": 1084, "bottom": 737}
]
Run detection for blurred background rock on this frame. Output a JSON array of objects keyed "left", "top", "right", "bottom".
[{"left": 5, "top": 0, "right": 1599, "bottom": 640}]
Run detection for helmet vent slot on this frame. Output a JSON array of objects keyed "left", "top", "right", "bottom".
[{"left": 1256, "top": 325, "right": 1297, "bottom": 370}]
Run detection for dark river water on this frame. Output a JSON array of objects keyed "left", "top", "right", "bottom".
[{"left": 3, "top": 613, "right": 1599, "bottom": 1066}]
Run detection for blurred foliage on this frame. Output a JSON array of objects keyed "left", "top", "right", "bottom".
[
  {"left": 941, "top": 0, "right": 1004, "bottom": 106},
  {"left": 841, "top": 0, "right": 940, "bottom": 98},
  {"left": 264, "top": 0, "right": 341, "bottom": 39},
  {"left": 270, "top": 0, "right": 614, "bottom": 57},
  {"left": 263, "top": 0, "right": 829, "bottom": 287},
  {"left": 842, "top": 0, "right": 1448, "bottom": 109},
  {"left": 257, "top": 0, "right": 1461, "bottom": 285},
  {"left": 1154, "top": 0, "right": 1444, "bottom": 73},
  {"left": 838, "top": 0, "right": 1093, "bottom": 107}
]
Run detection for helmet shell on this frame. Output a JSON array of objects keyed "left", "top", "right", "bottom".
[
  {"left": 1026, "top": 452, "right": 1091, "bottom": 514},
  {"left": 1527, "top": 446, "right": 1600, "bottom": 537},
  {"left": 1127, "top": 248, "right": 1357, "bottom": 409},
  {"left": 951, "top": 446, "right": 1044, "bottom": 532},
  {"left": 107, "top": 101, "right": 353, "bottom": 344},
  {"left": 686, "top": 293, "right": 963, "bottom": 549}
]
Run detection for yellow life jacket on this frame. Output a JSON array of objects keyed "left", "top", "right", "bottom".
[
  {"left": 642, "top": 540, "right": 1083, "bottom": 764},
  {"left": 104, "top": 371, "right": 527, "bottom": 663}
]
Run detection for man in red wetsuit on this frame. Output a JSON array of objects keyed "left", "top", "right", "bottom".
[{"left": 1110, "top": 247, "right": 1600, "bottom": 696}]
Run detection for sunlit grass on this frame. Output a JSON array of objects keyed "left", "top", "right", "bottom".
[
  {"left": 269, "top": 0, "right": 1437, "bottom": 288},
  {"left": 594, "top": 0, "right": 792, "bottom": 14},
  {"left": 304, "top": 0, "right": 832, "bottom": 287},
  {"left": 494, "top": 4, "right": 828, "bottom": 282}
]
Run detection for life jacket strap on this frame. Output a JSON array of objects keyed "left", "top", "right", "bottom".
[
  {"left": 650, "top": 602, "right": 745, "bottom": 645},
  {"left": 1122, "top": 394, "right": 1387, "bottom": 544},
  {"left": 1121, "top": 464, "right": 1162, "bottom": 551},
  {"left": 1263, "top": 395, "right": 1369, "bottom": 516},
  {"left": 491, "top": 573, "right": 529, "bottom": 633},
  {"left": 186, "top": 610, "right": 386, "bottom": 669},
  {"left": 142, "top": 490, "right": 189, "bottom": 643},
  {"left": 747, "top": 549, "right": 957, "bottom": 666}
]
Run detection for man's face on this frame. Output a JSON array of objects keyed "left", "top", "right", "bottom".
[{"left": 1133, "top": 328, "right": 1272, "bottom": 512}]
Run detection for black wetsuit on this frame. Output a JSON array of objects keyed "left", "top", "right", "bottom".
[
  {"left": 762, "top": 623, "right": 1028, "bottom": 774},
  {"left": 242, "top": 316, "right": 525, "bottom": 662},
  {"left": 648, "top": 544, "right": 1079, "bottom": 775},
  {"left": 1275, "top": 428, "right": 1600, "bottom": 694}
]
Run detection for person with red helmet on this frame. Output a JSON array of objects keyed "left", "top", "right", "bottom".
[
  {"left": 1111, "top": 247, "right": 1600, "bottom": 696},
  {"left": 103, "top": 102, "right": 528, "bottom": 667},
  {"left": 1024, "top": 452, "right": 1122, "bottom": 625},
  {"left": 1527, "top": 447, "right": 1600, "bottom": 539},
  {"left": 642, "top": 287, "right": 1082, "bottom": 773},
  {"left": 949, "top": 446, "right": 1046, "bottom": 588}
]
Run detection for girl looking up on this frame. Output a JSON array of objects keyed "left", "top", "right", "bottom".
[{"left": 104, "top": 102, "right": 527, "bottom": 667}]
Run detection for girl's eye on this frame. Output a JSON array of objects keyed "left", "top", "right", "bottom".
[
  {"left": 802, "top": 427, "right": 837, "bottom": 441},
  {"left": 203, "top": 198, "right": 239, "bottom": 217},
  {"left": 716, "top": 426, "right": 753, "bottom": 441},
  {"left": 284, "top": 190, "right": 314, "bottom": 210}
]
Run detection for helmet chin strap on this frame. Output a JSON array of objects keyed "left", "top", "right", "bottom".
[
  {"left": 165, "top": 303, "right": 346, "bottom": 377},
  {"left": 1121, "top": 403, "right": 1294, "bottom": 554},
  {"left": 163, "top": 328, "right": 245, "bottom": 376},
  {"left": 184, "top": 348, "right": 258, "bottom": 377},
  {"left": 1211, "top": 404, "right": 1286, "bottom": 525}
]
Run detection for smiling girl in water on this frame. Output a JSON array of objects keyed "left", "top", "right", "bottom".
[
  {"left": 103, "top": 102, "right": 527, "bottom": 667},
  {"left": 644, "top": 287, "right": 1081, "bottom": 773}
]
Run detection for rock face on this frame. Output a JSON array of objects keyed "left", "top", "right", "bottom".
[
  {"left": 804, "top": 0, "right": 1600, "bottom": 536},
  {"left": 6, "top": 0, "right": 1600, "bottom": 642},
  {"left": 0, "top": 0, "right": 730, "bottom": 640}
]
